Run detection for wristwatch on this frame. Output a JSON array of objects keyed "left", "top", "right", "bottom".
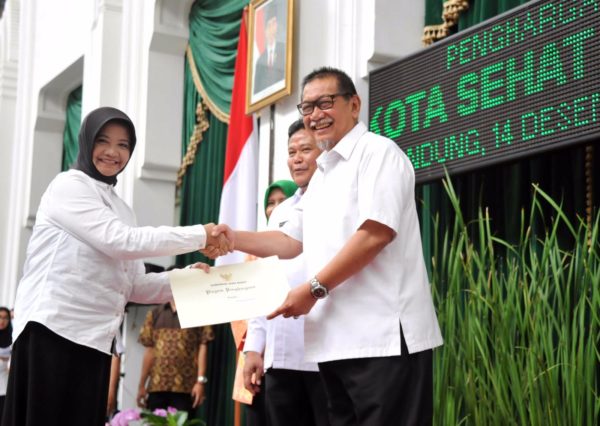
[
  {"left": 309, "top": 276, "right": 329, "bottom": 299},
  {"left": 197, "top": 375, "right": 208, "bottom": 384}
]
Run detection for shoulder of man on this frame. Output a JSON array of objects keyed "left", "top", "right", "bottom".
[
  {"left": 268, "top": 195, "right": 299, "bottom": 229},
  {"left": 363, "top": 129, "right": 402, "bottom": 149},
  {"left": 355, "top": 129, "right": 414, "bottom": 176}
]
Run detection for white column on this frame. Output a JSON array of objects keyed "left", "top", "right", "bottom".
[
  {"left": 1, "top": 0, "right": 33, "bottom": 307},
  {"left": 82, "top": 0, "right": 124, "bottom": 115},
  {"left": 0, "top": 0, "right": 20, "bottom": 306}
]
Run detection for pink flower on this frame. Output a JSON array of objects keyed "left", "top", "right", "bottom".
[
  {"left": 153, "top": 408, "right": 168, "bottom": 417},
  {"left": 110, "top": 408, "right": 141, "bottom": 426},
  {"left": 167, "top": 407, "right": 178, "bottom": 414}
]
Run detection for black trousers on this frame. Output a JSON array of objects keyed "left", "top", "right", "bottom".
[
  {"left": 245, "top": 384, "right": 267, "bottom": 426},
  {"left": 318, "top": 334, "right": 433, "bottom": 426},
  {"left": 1, "top": 322, "right": 111, "bottom": 426},
  {"left": 147, "top": 391, "right": 193, "bottom": 417},
  {"left": 264, "top": 369, "right": 330, "bottom": 426}
]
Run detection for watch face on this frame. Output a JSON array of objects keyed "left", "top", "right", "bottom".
[
  {"left": 310, "top": 278, "right": 328, "bottom": 299},
  {"left": 313, "top": 287, "right": 327, "bottom": 298}
]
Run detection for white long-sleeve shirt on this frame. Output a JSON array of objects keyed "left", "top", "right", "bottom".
[
  {"left": 244, "top": 190, "right": 318, "bottom": 372},
  {"left": 12, "top": 170, "right": 207, "bottom": 354}
]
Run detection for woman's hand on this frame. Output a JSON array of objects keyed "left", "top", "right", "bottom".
[
  {"left": 188, "top": 262, "right": 210, "bottom": 273},
  {"left": 191, "top": 382, "right": 206, "bottom": 408}
]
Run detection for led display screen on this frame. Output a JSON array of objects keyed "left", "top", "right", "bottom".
[{"left": 369, "top": 0, "right": 600, "bottom": 183}]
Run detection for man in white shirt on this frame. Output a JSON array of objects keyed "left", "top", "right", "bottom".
[
  {"left": 243, "top": 119, "right": 328, "bottom": 426},
  {"left": 212, "top": 67, "right": 443, "bottom": 425}
]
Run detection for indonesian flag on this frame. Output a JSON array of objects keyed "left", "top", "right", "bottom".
[{"left": 217, "top": 11, "right": 259, "bottom": 265}]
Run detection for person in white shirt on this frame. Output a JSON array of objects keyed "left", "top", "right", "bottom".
[
  {"left": 243, "top": 119, "right": 328, "bottom": 426},
  {"left": 1, "top": 107, "right": 230, "bottom": 426},
  {"left": 238, "top": 181, "right": 296, "bottom": 426},
  {"left": 211, "top": 67, "right": 443, "bottom": 425}
]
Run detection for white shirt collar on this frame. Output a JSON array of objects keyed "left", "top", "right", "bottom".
[{"left": 316, "top": 121, "right": 367, "bottom": 171}]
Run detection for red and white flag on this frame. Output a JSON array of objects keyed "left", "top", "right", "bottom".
[{"left": 217, "top": 11, "right": 258, "bottom": 266}]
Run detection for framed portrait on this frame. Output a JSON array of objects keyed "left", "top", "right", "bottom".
[{"left": 246, "top": 0, "right": 294, "bottom": 114}]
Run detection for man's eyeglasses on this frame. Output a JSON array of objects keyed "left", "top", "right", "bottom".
[{"left": 297, "top": 93, "right": 353, "bottom": 116}]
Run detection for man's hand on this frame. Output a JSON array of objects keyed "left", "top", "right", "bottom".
[
  {"left": 267, "top": 282, "right": 317, "bottom": 320},
  {"left": 202, "top": 223, "right": 235, "bottom": 259},
  {"left": 243, "top": 351, "right": 264, "bottom": 395},
  {"left": 191, "top": 382, "right": 206, "bottom": 408},
  {"left": 136, "top": 385, "right": 147, "bottom": 408}
]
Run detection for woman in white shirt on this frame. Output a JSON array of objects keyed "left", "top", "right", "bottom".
[{"left": 1, "top": 107, "right": 228, "bottom": 426}]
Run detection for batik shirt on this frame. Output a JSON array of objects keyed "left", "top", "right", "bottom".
[{"left": 139, "top": 304, "right": 214, "bottom": 393}]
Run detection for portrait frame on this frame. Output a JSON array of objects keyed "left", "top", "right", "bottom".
[{"left": 246, "top": 0, "right": 294, "bottom": 114}]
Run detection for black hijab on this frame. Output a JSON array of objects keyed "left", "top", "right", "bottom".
[
  {"left": 0, "top": 307, "right": 11, "bottom": 348},
  {"left": 72, "top": 107, "right": 137, "bottom": 186}
]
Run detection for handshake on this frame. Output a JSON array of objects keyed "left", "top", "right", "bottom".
[
  {"left": 202, "top": 223, "right": 235, "bottom": 258},
  {"left": 200, "top": 223, "right": 316, "bottom": 321}
]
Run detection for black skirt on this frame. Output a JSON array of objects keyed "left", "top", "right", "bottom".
[{"left": 0, "top": 321, "right": 111, "bottom": 426}]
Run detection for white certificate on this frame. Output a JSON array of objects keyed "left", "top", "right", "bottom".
[{"left": 169, "top": 256, "right": 290, "bottom": 328}]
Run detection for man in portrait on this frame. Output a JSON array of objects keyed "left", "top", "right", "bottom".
[{"left": 253, "top": 2, "right": 286, "bottom": 95}]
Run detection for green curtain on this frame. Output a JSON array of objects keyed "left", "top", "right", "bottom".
[
  {"left": 188, "top": 0, "right": 248, "bottom": 116},
  {"left": 419, "top": 0, "right": 597, "bottom": 260},
  {"left": 61, "top": 85, "right": 83, "bottom": 171},
  {"left": 177, "top": 1, "right": 248, "bottom": 425}
]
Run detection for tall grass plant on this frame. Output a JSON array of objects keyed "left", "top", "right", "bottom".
[{"left": 431, "top": 180, "right": 599, "bottom": 425}]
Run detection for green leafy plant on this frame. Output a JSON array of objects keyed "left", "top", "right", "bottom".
[
  {"left": 141, "top": 408, "right": 204, "bottom": 426},
  {"left": 429, "top": 179, "right": 599, "bottom": 425}
]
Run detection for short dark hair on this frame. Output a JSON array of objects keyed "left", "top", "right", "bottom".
[
  {"left": 287, "top": 118, "right": 305, "bottom": 139},
  {"left": 301, "top": 67, "right": 357, "bottom": 100}
]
